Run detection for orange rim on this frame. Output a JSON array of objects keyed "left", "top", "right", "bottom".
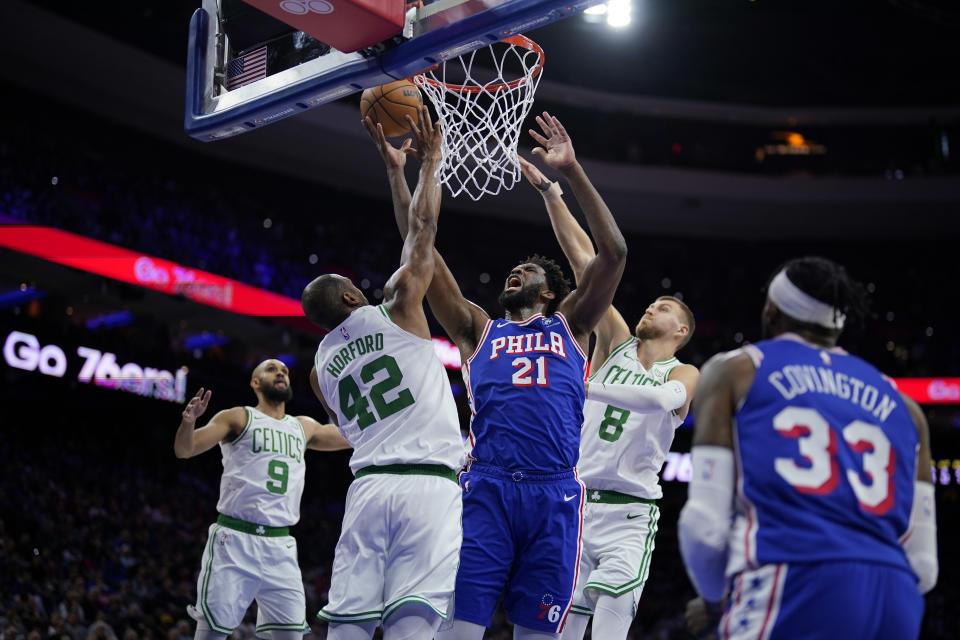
[{"left": 411, "top": 35, "right": 544, "bottom": 93}]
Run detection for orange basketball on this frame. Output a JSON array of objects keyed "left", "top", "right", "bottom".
[{"left": 360, "top": 80, "right": 423, "bottom": 137}]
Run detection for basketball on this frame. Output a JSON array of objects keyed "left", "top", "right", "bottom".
[{"left": 360, "top": 80, "right": 423, "bottom": 138}]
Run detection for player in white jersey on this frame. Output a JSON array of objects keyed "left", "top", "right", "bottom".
[
  {"left": 174, "top": 358, "right": 350, "bottom": 640},
  {"left": 301, "top": 106, "right": 465, "bottom": 640},
  {"left": 520, "top": 158, "right": 699, "bottom": 640}
]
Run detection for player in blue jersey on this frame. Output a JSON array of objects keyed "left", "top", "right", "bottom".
[
  {"left": 678, "top": 257, "right": 938, "bottom": 640},
  {"left": 364, "top": 111, "right": 627, "bottom": 639}
]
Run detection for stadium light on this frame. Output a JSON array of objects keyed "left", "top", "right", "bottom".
[{"left": 606, "top": 0, "right": 632, "bottom": 27}]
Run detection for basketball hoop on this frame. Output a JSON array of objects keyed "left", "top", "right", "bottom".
[{"left": 412, "top": 35, "right": 544, "bottom": 201}]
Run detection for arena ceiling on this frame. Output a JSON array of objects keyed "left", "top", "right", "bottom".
[
  {"left": 21, "top": 0, "right": 960, "bottom": 107},
  {"left": 4, "top": 0, "right": 959, "bottom": 237}
]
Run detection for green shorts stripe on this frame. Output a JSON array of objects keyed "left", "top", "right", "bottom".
[
  {"left": 199, "top": 526, "right": 233, "bottom": 634},
  {"left": 382, "top": 596, "right": 447, "bottom": 623},
  {"left": 584, "top": 504, "right": 660, "bottom": 596},
  {"left": 255, "top": 621, "right": 308, "bottom": 632},
  {"left": 316, "top": 609, "right": 383, "bottom": 624}
]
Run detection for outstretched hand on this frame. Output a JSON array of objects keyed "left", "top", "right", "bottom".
[
  {"left": 362, "top": 116, "right": 413, "bottom": 170},
  {"left": 405, "top": 104, "right": 443, "bottom": 164},
  {"left": 182, "top": 387, "right": 212, "bottom": 426},
  {"left": 518, "top": 156, "right": 561, "bottom": 195},
  {"left": 528, "top": 111, "right": 576, "bottom": 172}
]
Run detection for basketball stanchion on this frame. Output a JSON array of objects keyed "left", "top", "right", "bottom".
[{"left": 412, "top": 35, "right": 544, "bottom": 201}]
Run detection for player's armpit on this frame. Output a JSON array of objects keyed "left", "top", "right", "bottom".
[
  {"left": 310, "top": 367, "right": 339, "bottom": 427},
  {"left": 424, "top": 250, "right": 489, "bottom": 359},
  {"left": 590, "top": 306, "right": 631, "bottom": 369}
]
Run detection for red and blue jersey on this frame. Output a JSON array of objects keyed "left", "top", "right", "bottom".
[
  {"left": 462, "top": 312, "right": 587, "bottom": 472},
  {"left": 728, "top": 334, "right": 918, "bottom": 576}
]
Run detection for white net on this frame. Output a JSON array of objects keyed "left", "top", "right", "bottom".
[{"left": 413, "top": 35, "right": 544, "bottom": 201}]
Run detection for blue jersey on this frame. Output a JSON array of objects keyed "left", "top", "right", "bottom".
[
  {"left": 728, "top": 335, "right": 917, "bottom": 576},
  {"left": 462, "top": 312, "right": 587, "bottom": 471}
]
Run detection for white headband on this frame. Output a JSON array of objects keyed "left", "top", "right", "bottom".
[{"left": 768, "top": 270, "right": 846, "bottom": 330}]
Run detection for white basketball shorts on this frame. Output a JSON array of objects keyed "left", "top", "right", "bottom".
[
  {"left": 317, "top": 471, "right": 462, "bottom": 626},
  {"left": 569, "top": 501, "right": 660, "bottom": 617},
  {"left": 189, "top": 522, "right": 308, "bottom": 637}
]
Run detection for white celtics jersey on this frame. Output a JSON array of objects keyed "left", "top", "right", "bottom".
[
  {"left": 577, "top": 338, "right": 684, "bottom": 500},
  {"left": 314, "top": 304, "right": 465, "bottom": 474},
  {"left": 216, "top": 407, "right": 307, "bottom": 527}
]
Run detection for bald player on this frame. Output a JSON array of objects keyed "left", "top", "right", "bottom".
[{"left": 175, "top": 359, "right": 350, "bottom": 640}]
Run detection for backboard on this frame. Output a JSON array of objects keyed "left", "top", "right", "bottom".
[{"left": 185, "top": 0, "right": 603, "bottom": 141}]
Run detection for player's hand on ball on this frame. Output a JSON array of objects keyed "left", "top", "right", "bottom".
[
  {"left": 362, "top": 116, "right": 412, "bottom": 170},
  {"left": 529, "top": 111, "right": 576, "bottom": 172},
  {"left": 406, "top": 105, "right": 442, "bottom": 163},
  {"left": 182, "top": 387, "right": 212, "bottom": 426}
]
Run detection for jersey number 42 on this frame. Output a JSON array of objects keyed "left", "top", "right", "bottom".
[{"left": 337, "top": 355, "right": 415, "bottom": 430}]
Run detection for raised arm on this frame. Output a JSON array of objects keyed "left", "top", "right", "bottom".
[
  {"left": 381, "top": 105, "right": 444, "bottom": 339},
  {"left": 529, "top": 113, "right": 627, "bottom": 345},
  {"left": 367, "top": 110, "right": 488, "bottom": 357},
  {"left": 362, "top": 116, "right": 414, "bottom": 235},
  {"left": 174, "top": 388, "right": 245, "bottom": 458},
  {"left": 519, "top": 155, "right": 631, "bottom": 364}
]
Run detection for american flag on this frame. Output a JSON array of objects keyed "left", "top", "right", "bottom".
[{"left": 226, "top": 46, "right": 267, "bottom": 90}]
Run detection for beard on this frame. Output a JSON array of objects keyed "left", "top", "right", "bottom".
[
  {"left": 262, "top": 382, "right": 293, "bottom": 403},
  {"left": 635, "top": 322, "right": 667, "bottom": 341},
  {"left": 498, "top": 283, "right": 542, "bottom": 313}
]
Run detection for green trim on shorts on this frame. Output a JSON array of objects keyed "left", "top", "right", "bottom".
[
  {"left": 382, "top": 596, "right": 448, "bottom": 623},
  {"left": 199, "top": 525, "right": 233, "bottom": 635},
  {"left": 216, "top": 513, "right": 290, "bottom": 537},
  {"left": 585, "top": 489, "right": 657, "bottom": 504},
  {"left": 354, "top": 463, "right": 458, "bottom": 482},
  {"left": 583, "top": 504, "right": 660, "bottom": 596},
  {"left": 316, "top": 609, "right": 383, "bottom": 624},
  {"left": 255, "top": 621, "right": 309, "bottom": 632},
  {"left": 569, "top": 604, "right": 594, "bottom": 617}
]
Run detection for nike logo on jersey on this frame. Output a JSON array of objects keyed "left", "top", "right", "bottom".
[
  {"left": 563, "top": 494, "right": 577, "bottom": 501},
  {"left": 626, "top": 513, "right": 642, "bottom": 520}
]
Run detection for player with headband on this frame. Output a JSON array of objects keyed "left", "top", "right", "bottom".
[{"left": 678, "top": 257, "right": 937, "bottom": 640}]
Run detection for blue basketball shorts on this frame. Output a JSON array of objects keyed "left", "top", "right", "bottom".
[
  {"left": 453, "top": 464, "right": 585, "bottom": 634},
  {"left": 719, "top": 560, "right": 923, "bottom": 640}
]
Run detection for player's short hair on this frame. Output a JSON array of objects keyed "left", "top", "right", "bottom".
[
  {"left": 301, "top": 275, "right": 348, "bottom": 331},
  {"left": 657, "top": 295, "right": 696, "bottom": 348},
  {"left": 767, "top": 256, "right": 870, "bottom": 336},
  {"left": 522, "top": 254, "right": 571, "bottom": 316}
]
